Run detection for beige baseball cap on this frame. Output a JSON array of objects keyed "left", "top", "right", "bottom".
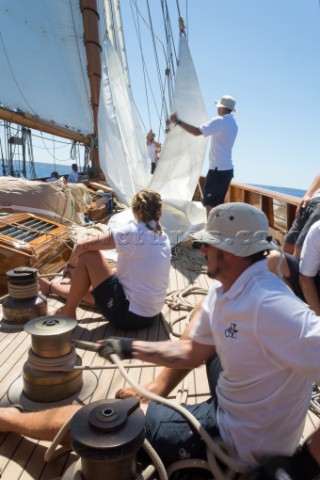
[
  {"left": 193, "top": 202, "right": 279, "bottom": 257},
  {"left": 215, "top": 95, "right": 236, "bottom": 112}
]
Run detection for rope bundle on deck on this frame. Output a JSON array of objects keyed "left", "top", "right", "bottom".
[{"left": 171, "top": 239, "right": 207, "bottom": 274}]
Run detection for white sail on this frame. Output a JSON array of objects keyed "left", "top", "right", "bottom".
[
  {"left": 98, "top": 37, "right": 152, "bottom": 206},
  {"left": 0, "top": 0, "right": 93, "bottom": 136},
  {"left": 150, "top": 36, "right": 208, "bottom": 202},
  {"left": 99, "top": 34, "right": 208, "bottom": 243}
]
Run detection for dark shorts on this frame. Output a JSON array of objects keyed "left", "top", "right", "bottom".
[
  {"left": 203, "top": 169, "right": 233, "bottom": 207},
  {"left": 91, "top": 275, "right": 159, "bottom": 329},
  {"left": 284, "top": 253, "right": 320, "bottom": 302},
  {"left": 145, "top": 355, "right": 222, "bottom": 465},
  {"left": 285, "top": 197, "right": 320, "bottom": 247},
  {"left": 145, "top": 399, "right": 220, "bottom": 465}
]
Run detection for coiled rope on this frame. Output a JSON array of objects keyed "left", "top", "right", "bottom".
[
  {"left": 171, "top": 241, "right": 207, "bottom": 274},
  {"left": 165, "top": 285, "right": 208, "bottom": 338},
  {"left": 7, "top": 282, "right": 39, "bottom": 299}
]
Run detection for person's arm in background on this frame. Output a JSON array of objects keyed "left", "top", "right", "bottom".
[
  {"left": 296, "top": 174, "right": 320, "bottom": 218},
  {"left": 299, "top": 274, "right": 320, "bottom": 315}
]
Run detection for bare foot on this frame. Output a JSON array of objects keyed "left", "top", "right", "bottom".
[
  {"left": 38, "top": 277, "right": 52, "bottom": 296},
  {"left": 116, "top": 379, "right": 169, "bottom": 403}
]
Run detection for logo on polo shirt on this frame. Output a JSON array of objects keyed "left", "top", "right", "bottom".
[
  {"left": 107, "top": 298, "right": 114, "bottom": 309},
  {"left": 225, "top": 323, "right": 238, "bottom": 338}
]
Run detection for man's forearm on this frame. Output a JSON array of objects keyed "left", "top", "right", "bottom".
[
  {"left": 170, "top": 113, "right": 202, "bottom": 137},
  {"left": 176, "top": 119, "right": 202, "bottom": 136},
  {"left": 131, "top": 339, "right": 197, "bottom": 368}
]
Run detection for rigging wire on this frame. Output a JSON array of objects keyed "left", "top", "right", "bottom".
[
  {"left": 129, "top": 0, "right": 152, "bottom": 129},
  {"left": 128, "top": 0, "right": 166, "bottom": 133},
  {"left": 0, "top": 136, "right": 7, "bottom": 176},
  {"left": 146, "top": 0, "right": 169, "bottom": 122},
  {"left": 160, "top": 0, "right": 179, "bottom": 111},
  {"left": 128, "top": 0, "right": 175, "bottom": 135}
]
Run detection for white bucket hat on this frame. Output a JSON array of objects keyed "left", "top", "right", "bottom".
[
  {"left": 215, "top": 95, "right": 236, "bottom": 112},
  {"left": 193, "top": 203, "right": 279, "bottom": 257}
]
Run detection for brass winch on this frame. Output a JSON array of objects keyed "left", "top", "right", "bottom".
[
  {"left": 1, "top": 267, "right": 47, "bottom": 329},
  {"left": 23, "top": 316, "right": 83, "bottom": 402},
  {"left": 61, "top": 398, "right": 146, "bottom": 480}
]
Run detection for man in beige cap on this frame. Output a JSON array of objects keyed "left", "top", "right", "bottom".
[
  {"left": 171, "top": 95, "right": 238, "bottom": 216},
  {"left": 2, "top": 203, "right": 320, "bottom": 479}
]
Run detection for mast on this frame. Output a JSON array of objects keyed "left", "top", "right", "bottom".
[{"left": 80, "top": 0, "right": 102, "bottom": 177}]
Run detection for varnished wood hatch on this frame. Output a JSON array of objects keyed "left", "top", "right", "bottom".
[{"left": 0, "top": 213, "right": 72, "bottom": 295}]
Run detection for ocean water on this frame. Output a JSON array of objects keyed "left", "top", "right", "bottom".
[
  {"left": 30, "top": 162, "right": 72, "bottom": 179},
  {"left": 10, "top": 162, "right": 305, "bottom": 198}
]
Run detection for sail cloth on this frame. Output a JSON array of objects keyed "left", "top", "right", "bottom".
[
  {"left": 0, "top": 0, "right": 93, "bottom": 136},
  {"left": 98, "top": 35, "right": 208, "bottom": 243},
  {"left": 98, "top": 37, "right": 152, "bottom": 206},
  {"left": 149, "top": 37, "right": 208, "bottom": 202}
]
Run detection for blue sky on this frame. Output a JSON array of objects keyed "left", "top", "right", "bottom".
[{"left": 121, "top": 0, "right": 320, "bottom": 191}]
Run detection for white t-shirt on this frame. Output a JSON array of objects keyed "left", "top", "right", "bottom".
[
  {"left": 300, "top": 219, "right": 320, "bottom": 276},
  {"left": 190, "top": 260, "right": 320, "bottom": 468},
  {"left": 112, "top": 220, "right": 171, "bottom": 317},
  {"left": 200, "top": 114, "right": 238, "bottom": 170},
  {"left": 67, "top": 170, "right": 78, "bottom": 183}
]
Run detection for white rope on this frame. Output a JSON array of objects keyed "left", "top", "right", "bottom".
[
  {"left": 166, "top": 285, "right": 207, "bottom": 311},
  {"left": 171, "top": 242, "right": 207, "bottom": 273}
]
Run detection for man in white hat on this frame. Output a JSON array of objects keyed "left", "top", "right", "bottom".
[
  {"left": 1, "top": 203, "right": 320, "bottom": 479},
  {"left": 171, "top": 95, "right": 238, "bottom": 216}
]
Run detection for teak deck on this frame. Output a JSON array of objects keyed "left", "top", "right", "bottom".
[{"left": 0, "top": 254, "right": 319, "bottom": 479}]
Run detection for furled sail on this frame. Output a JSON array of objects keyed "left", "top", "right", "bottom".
[
  {"left": 98, "top": 37, "right": 152, "bottom": 206},
  {"left": 0, "top": 0, "right": 93, "bottom": 137},
  {"left": 99, "top": 33, "right": 208, "bottom": 242}
]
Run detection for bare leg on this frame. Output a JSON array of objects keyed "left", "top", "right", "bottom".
[
  {"left": 0, "top": 405, "right": 81, "bottom": 447},
  {"left": 116, "top": 304, "right": 202, "bottom": 402},
  {"left": 54, "top": 251, "right": 114, "bottom": 318},
  {"left": 206, "top": 205, "right": 213, "bottom": 217}
]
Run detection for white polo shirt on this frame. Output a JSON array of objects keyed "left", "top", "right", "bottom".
[
  {"left": 190, "top": 260, "right": 320, "bottom": 468},
  {"left": 200, "top": 114, "right": 238, "bottom": 170}
]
